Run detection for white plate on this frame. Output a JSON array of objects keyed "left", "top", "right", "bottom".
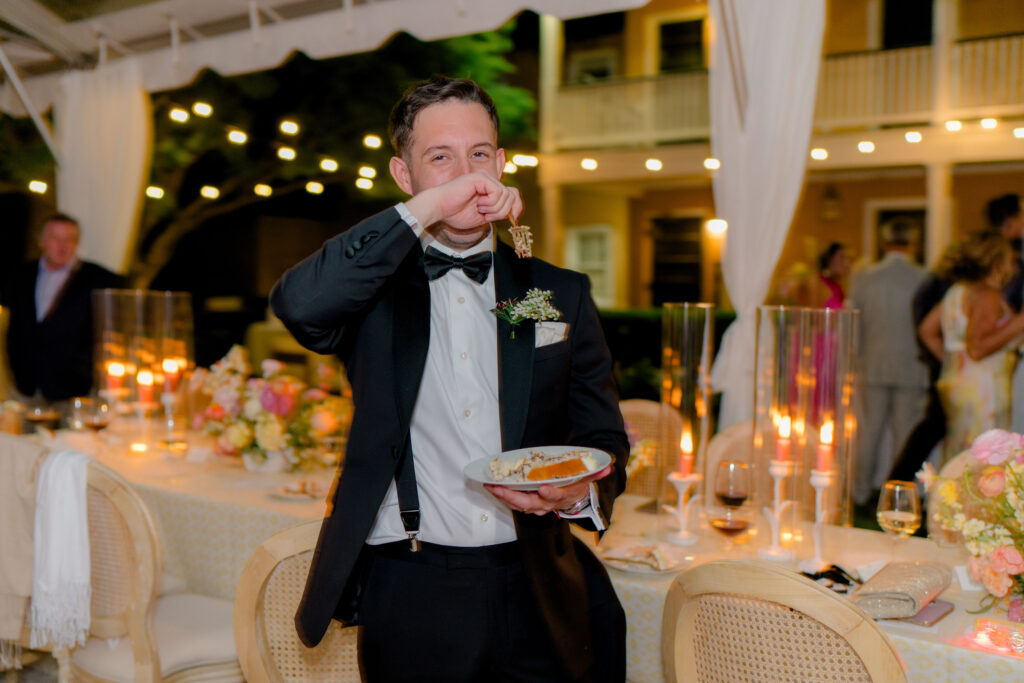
[
  {"left": 463, "top": 446, "right": 612, "bottom": 492},
  {"left": 598, "top": 544, "right": 685, "bottom": 575}
]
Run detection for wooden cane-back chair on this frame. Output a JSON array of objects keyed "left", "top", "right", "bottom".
[
  {"left": 619, "top": 399, "right": 684, "bottom": 497},
  {"left": 234, "top": 521, "right": 362, "bottom": 682},
  {"left": 663, "top": 560, "right": 906, "bottom": 683},
  {"left": 70, "top": 460, "right": 240, "bottom": 683}
]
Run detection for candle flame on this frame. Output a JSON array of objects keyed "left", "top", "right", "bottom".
[
  {"left": 820, "top": 419, "right": 834, "bottom": 445},
  {"left": 793, "top": 417, "right": 805, "bottom": 438},
  {"left": 778, "top": 415, "right": 791, "bottom": 439},
  {"left": 107, "top": 362, "right": 125, "bottom": 377},
  {"left": 680, "top": 430, "right": 693, "bottom": 454},
  {"left": 162, "top": 358, "right": 179, "bottom": 374},
  {"left": 137, "top": 370, "right": 154, "bottom": 386}
]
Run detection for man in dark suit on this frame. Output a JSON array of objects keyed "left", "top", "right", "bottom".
[
  {"left": 270, "top": 77, "right": 628, "bottom": 682},
  {"left": 3, "top": 213, "right": 122, "bottom": 401}
]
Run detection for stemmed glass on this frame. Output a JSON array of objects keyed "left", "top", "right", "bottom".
[
  {"left": 877, "top": 480, "right": 921, "bottom": 557},
  {"left": 711, "top": 461, "right": 752, "bottom": 547},
  {"left": 71, "top": 397, "right": 112, "bottom": 442}
]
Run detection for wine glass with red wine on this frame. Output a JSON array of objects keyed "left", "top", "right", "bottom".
[{"left": 711, "top": 461, "right": 752, "bottom": 546}]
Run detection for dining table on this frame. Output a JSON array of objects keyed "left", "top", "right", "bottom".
[{"left": 582, "top": 493, "right": 1024, "bottom": 683}]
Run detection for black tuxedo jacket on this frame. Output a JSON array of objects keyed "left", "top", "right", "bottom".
[
  {"left": 3, "top": 259, "right": 122, "bottom": 401},
  {"left": 270, "top": 207, "right": 628, "bottom": 678}
]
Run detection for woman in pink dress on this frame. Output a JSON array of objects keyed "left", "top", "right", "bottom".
[{"left": 809, "top": 242, "right": 852, "bottom": 309}]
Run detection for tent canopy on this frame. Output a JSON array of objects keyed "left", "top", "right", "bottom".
[{"left": 0, "top": 0, "right": 647, "bottom": 114}]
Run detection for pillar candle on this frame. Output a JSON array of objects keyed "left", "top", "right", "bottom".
[
  {"left": 137, "top": 369, "right": 154, "bottom": 404},
  {"left": 106, "top": 362, "right": 125, "bottom": 391},
  {"left": 816, "top": 419, "right": 835, "bottom": 472},
  {"left": 776, "top": 415, "right": 792, "bottom": 462},
  {"left": 679, "top": 427, "right": 694, "bottom": 476},
  {"left": 162, "top": 358, "right": 181, "bottom": 393}
]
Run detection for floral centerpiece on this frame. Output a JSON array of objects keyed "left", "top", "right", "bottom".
[
  {"left": 193, "top": 345, "right": 351, "bottom": 472},
  {"left": 924, "top": 428, "right": 1024, "bottom": 619}
]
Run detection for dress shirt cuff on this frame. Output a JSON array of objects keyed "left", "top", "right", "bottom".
[
  {"left": 395, "top": 202, "right": 425, "bottom": 237},
  {"left": 556, "top": 483, "right": 605, "bottom": 531}
]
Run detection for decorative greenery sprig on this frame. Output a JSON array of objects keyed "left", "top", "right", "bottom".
[{"left": 491, "top": 288, "right": 561, "bottom": 338}]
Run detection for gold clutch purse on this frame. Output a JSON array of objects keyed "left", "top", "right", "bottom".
[{"left": 850, "top": 562, "right": 952, "bottom": 619}]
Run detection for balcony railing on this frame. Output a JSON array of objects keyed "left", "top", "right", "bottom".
[{"left": 550, "top": 34, "right": 1024, "bottom": 150}]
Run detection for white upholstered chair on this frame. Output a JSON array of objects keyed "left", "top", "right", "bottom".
[
  {"left": 619, "top": 399, "right": 684, "bottom": 498},
  {"left": 70, "top": 459, "right": 241, "bottom": 683},
  {"left": 234, "top": 521, "right": 362, "bottom": 682},
  {"left": 662, "top": 559, "right": 906, "bottom": 683}
]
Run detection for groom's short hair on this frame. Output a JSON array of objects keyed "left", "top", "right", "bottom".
[{"left": 389, "top": 77, "right": 500, "bottom": 158}]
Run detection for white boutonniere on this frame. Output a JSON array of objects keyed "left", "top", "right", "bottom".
[{"left": 490, "top": 288, "right": 561, "bottom": 338}]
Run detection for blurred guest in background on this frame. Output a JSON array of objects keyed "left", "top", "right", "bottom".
[
  {"left": 1, "top": 213, "right": 122, "bottom": 401},
  {"left": 918, "top": 231, "right": 1024, "bottom": 464},
  {"left": 807, "top": 242, "right": 851, "bottom": 309},
  {"left": 848, "top": 220, "right": 929, "bottom": 505},
  {"left": 988, "top": 193, "right": 1024, "bottom": 311}
]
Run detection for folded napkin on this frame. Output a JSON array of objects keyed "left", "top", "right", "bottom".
[
  {"left": 30, "top": 450, "right": 91, "bottom": 650},
  {"left": 851, "top": 561, "right": 951, "bottom": 619}
]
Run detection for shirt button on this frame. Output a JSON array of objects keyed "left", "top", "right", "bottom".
[
  {"left": 460, "top": 352, "right": 468, "bottom": 359},
  {"left": 457, "top": 296, "right": 466, "bottom": 304},
  {"left": 464, "top": 409, "right": 472, "bottom": 418},
  {"left": 480, "top": 513, "right": 489, "bottom": 522}
]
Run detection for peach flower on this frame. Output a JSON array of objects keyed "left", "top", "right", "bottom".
[
  {"left": 990, "top": 545, "right": 1024, "bottom": 575},
  {"left": 978, "top": 466, "right": 1007, "bottom": 498}
]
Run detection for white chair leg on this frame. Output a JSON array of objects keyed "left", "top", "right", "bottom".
[{"left": 54, "top": 648, "right": 71, "bottom": 683}]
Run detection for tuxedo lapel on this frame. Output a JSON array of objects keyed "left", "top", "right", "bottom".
[
  {"left": 391, "top": 248, "right": 430, "bottom": 434},
  {"left": 494, "top": 245, "right": 534, "bottom": 450}
]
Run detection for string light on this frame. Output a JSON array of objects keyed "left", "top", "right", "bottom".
[
  {"left": 810, "top": 148, "right": 828, "bottom": 160},
  {"left": 363, "top": 134, "right": 382, "bottom": 149},
  {"left": 511, "top": 154, "right": 538, "bottom": 167},
  {"left": 905, "top": 131, "right": 923, "bottom": 143},
  {"left": 280, "top": 120, "right": 299, "bottom": 135},
  {"left": 320, "top": 158, "right": 338, "bottom": 172},
  {"left": 305, "top": 181, "right": 324, "bottom": 194},
  {"left": 703, "top": 158, "right": 721, "bottom": 170},
  {"left": 145, "top": 186, "right": 165, "bottom": 199},
  {"left": 254, "top": 184, "right": 272, "bottom": 197},
  {"left": 706, "top": 219, "right": 727, "bottom": 235},
  {"left": 645, "top": 158, "right": 663, "bottom": 171},
  {"left": 1015, "top": 128, "right": 1024, "bottom": 139},
  {"left": 192, "top": 102, "right": 212, "bottom": 117},
  {"left": 946, "top": 120, "right": 962, "bottom": 131},
  {"left": 355, "top": 178, "right": 373, "bottom": 190},
  {"left": 28, "top": 180, "right": 47, "bottom": 194},
  {"left": 857, "top": 141, "right": 875, "bottom": 153},
  {"left": 981, "top": 118, "right": 998, "bottom": 129},
  {"left": 503, "top": 162, "right": 518, "bottom": 174},
  {"left": 200, "top": 185, "right": 220, "bottom": 199},
  {"left": 580, "top": 158, "right": 597, "bottom": 171},
  {"left": 358, "top": 166, "right": 376, "bottom": 179},
  {"left": 227, "top": 130, "right": 247, "bottom": 144},
  {"left": 278, "top": 147, "right": 296, "bottom": 161},
  {"left": 169, "top": 108, "right": 189, "bottom": 123}
]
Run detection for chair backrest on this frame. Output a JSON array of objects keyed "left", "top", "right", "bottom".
[
  {"left": 662, "top": 560, "right": 906, "bottom": 683},
  {"left": 84, "top": 459, "right": 163, "bottom": 681},
  {"left": 234, "top": 521, "right": 362, "bottom": 683},
  {"left": 703, "top": 419, "right": 754, "bottom": 480},
  {"left": 619, "top": 399, "right": 684, "bottom": 497}
]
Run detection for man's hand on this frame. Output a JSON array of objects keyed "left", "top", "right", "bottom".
[
  {"left": 404, "top": 172, "right": 522, "bottom": 231},
  {"left": 484, "top": 465, "right": 612, "bottom": 516}
]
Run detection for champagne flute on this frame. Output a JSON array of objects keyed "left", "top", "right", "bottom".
[
  {"left": 877, "top": 480, "right": 921, "bottom": 557},
  {"left": 711, "top": 461, "right": 752, "bottom": 546}
]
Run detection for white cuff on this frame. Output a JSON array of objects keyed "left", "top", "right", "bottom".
[
  {"left": 556, "top": 483, "right": 605, "bottom": 531},
  {"left": 395, "top": 202, "right": 425, "bottom": 237}
]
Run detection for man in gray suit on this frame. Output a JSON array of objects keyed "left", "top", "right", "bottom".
[{"left": 848, "top": 220, "right": 930, "bottom": 505}]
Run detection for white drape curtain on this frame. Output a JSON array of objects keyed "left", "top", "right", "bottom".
[
  {"left": 55, "top": 60, "right": 150, "bottom": 274},
  {"left": 708, "top": 0, "right": 826, "bottom": 429}
]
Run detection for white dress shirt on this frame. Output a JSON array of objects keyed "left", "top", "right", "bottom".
[
  {"left": 35, "top": 259, "right": 76, "bottom": 322},
  {"left": 366, "top": 205, "right": 601, "bottom": 547}
]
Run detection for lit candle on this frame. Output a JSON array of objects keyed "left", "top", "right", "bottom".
[
  {"left": 162, "top": 358, "right": 181, "bottom": 393},
  {"left": 137, "top": 369, "right": 154, "bottom": 404},
  {"left": 106, "top": 362, "right": 125, "bottom": 391},
  {"left": 817, "top": 419, "right": 835, "bottom": 472},
  {"left": 776, "top": 415, "right": 791, "bottom": 462},
  {"left": 679, "top": 427, "right": 694, "bottom": 476}
]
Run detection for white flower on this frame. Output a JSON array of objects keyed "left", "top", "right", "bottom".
[
  {"left": 243, "top": 397, "right": 264, "bottom": 421},
  {"left": 255, "top": 414, "right": 287, "bottom": 452},
  {"left": 510, "top": 288, "right": 561, "bottom": 322},
  {"left": 916, "top": 462, "right": 937, "bottom": 492}
]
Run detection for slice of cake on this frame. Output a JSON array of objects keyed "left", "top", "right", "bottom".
[{"left": 489, "top": 449, "right": 597, "bottom": 483}]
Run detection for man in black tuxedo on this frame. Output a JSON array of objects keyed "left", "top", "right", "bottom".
[
  {"left": 271, "top": 77, "right": 628, "bottom": 681},
  {"left": 3, "top": 213, "right": 122, "bottom": 401}
]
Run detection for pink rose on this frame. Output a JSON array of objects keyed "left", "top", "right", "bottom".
[
  {"left": 978, "top": 466, "right": 1007, "bottom": 498},
  {"left": 971, "top": 429, "right": 1024, "bottom": 465},
  {"left": 990, "top": 545, "right": 1024, "bottom": 575},
  {"left": 205, "top": 403, "right": 226, "bottom": 420},
  {"left": 261, "top": 379, "right": 299, "bottom": 417},
  {"left": 982, "top": 565, "right": 1014, "bottom": 598},
  {"left": 261, "top": 359, "right": 286, "bottom": 377}
]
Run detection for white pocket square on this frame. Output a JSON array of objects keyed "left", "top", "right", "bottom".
[{"left": 535, "top": 321, "right": 569, "bottom": 347}]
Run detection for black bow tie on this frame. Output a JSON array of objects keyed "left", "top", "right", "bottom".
[{"left": 422, "top": 247, "right": 492, "bottom": 284}]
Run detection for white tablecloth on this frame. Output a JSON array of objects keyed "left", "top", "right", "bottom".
[{"left": 586, "top": 494, "right": 1024, "bottom": 683}]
